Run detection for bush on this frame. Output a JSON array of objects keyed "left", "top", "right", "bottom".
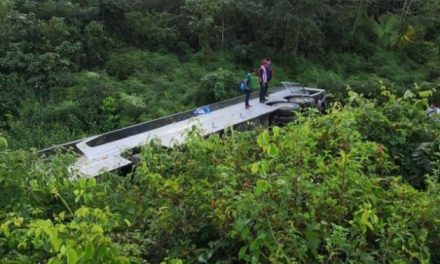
[
  {"left": 148, "top": 53, "right": 180, "bottom": 73},
  {"left": 196, "top": 67, "right": 240, "bottom": 104},
  {"left": 104, "top": 49, "right": 149, "bottom": 80},
  {"left": 349, "top": 89, "right": 440, "bottom": 188},
  {"left": 369, "top": 50, "right": 428, "bottom": 85},
  {"left": 345, "top": 73, "right": 383, "bottom": 98},
  {"left": 296, "top": 66, "right": 345, "bottom": 99},
  {"left": 321, "top": 52, "right": 368, "bottom": 76},
  {"left": 403, "top": 41, "right": 439, "bottom": 65},
  {"left": 1, "top": 93, "right": 440, "bottom": 263}
]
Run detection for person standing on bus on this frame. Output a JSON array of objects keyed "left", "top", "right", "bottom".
[
  {"left": 265, "top": 58, "right": 273, "bottom": 97},
  {"left": 259, "top": 59, "right": 268, "bottom": 103},
  {"left": 241, "top": 70, "right": 253, "bottom": 109}
]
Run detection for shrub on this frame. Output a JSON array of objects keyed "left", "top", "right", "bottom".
[
  {"left": 196, "top": 67, "right": 240, "bottom": 104},
  {"left": 345, "top": 73, "right": 383, "bottom": 98},
  {"left": 1, "top": 92, "right": 440, "bottom": 263},
  {"left": 104, "top": 49, "right": 149, "bottom": 80},
  {"left": 403, "top": 41, "right": 439, "bottom": 65},
  {"left": 322, "top": 52, "right": 368, "bottom": 76},
  {"left": 296, "top": 66, "right": 345, "bottom": 99}
]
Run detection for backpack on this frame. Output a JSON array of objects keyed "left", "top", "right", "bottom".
[
  {"left": 193, "top": 105, "right": 211, "bottom": 116},
  {"left": 239, "top": 82, "right": 245, "bottom": 91},
  {"left": 240, "top": 72, "right": 252, "bottom": 91}
]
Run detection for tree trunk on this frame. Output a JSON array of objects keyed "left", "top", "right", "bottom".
[
  {"left": 3, "top": 16, "right": 7, "bottom": 51},
  {"left": 221, "top": 16, "right": 225, "bottom": 48},
  {"left": 293, "top": 28, "right": 300, "bottom": 55}
]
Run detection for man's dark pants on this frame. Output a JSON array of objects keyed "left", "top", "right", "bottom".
[{"left": 259, "top": 82, "right": 268, "bottom": 102}]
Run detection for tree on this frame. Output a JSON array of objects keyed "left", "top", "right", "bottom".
[
  {"left": 41, "top": 17, "right": 71, "bottom": 49},
  {"left": 217, "top": 0, "right": 238, "bottom": 48},
  {"left": 183, "top": 0, "right": 238, "bottom": 51},
  {"left": 183, "top": 0, "right": 217, "bottom": 52},
  {"left": 0, "top": 0, "right": 14, "bottom": 53},
  {"left": 83, "top": 21, "right": 111, "bottom": 67},
  {"left": 260, "top": 0, "right": 326, "bottom": 54},
  {"left": 123, "top": 11, "right": 178, "bottom": 49}
]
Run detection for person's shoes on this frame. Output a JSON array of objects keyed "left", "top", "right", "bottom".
[
  {"left": 260, "top": 99, "right": 267, "bottom": 103},
  {"left": 245, "top": 105, "right": 250, "bottom": 109}
]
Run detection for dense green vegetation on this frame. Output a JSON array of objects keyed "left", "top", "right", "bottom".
[
  {"left": 1, "top": 0, "right": 440, "bottom": 263},
  {"left": 1, "top": 91, "right": 439, "bottom": 263},
  {"left": 0, "top": 0, "right": 439, "bottom": 148}
]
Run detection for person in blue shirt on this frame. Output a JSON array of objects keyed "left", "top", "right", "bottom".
[{"left": 241, "top": 70, "right": 253, "bottom": 109}]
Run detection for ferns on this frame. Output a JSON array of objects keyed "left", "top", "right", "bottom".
[{"left": 371, "top": 14, "right": 401, "bottom": 48}]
